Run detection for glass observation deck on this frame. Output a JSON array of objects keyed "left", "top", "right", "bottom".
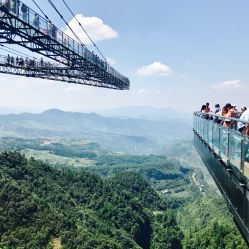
[
  {"left": 193, "top": 112, "right": 249, "bottom": 244},
  {"left": 193, "top": 112, "right": 249, "bottom": 184}
]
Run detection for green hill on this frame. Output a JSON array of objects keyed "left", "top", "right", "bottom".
[
  {"left": 0, "top": 137, "right": 247, "bottom": 248},
  {"left": 0, "top": 152, "right": 182, "bottom": 249}
]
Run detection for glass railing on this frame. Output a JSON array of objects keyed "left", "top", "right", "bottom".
[
  {"left": 0, "top": 0, "right": 130, "bottom": 85},
  {"left": 193, "top": 112, "right": 249, "bottom": 183}
]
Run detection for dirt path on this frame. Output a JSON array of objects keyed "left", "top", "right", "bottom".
[{"left": 53, "top": 238, "right": 62, "bottom": 249}]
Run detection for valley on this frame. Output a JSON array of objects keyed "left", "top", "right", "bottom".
[{"left": 0, "top": 109, "right": 247, "bottom": 248}]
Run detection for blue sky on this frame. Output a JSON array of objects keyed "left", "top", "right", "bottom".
[{"left": 0, "top": 0, "right": 249, "bottom": 114}]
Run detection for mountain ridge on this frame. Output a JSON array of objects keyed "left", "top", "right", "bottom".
[
  {"left": 94, "top": 105, "right": 190, "bottom": 121},
  {"left": 0, "top": 109, "right": 191, "bottom": 154}
]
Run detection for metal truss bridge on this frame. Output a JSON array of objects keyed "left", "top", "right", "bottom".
[{"left": 0, "top": 1, "right": 130, "bottom": 90}]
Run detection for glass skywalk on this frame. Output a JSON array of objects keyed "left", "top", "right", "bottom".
[{"left": 193, "top": 112, "right": 249, "bottom": 183}]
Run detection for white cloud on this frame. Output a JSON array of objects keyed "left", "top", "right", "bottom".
[
  {"left": 212, "top": 79, "right": 242, "bottom": 90},
  {"left": 106, "top": 57, "right": 115, "bottom": 65},
  {"left": 137, "top": 62, "right": 173, "bottom": 76},
  {"left": 138, "top": 89, "right": 149, "bottom": 94},
  {"left": 64, "top": 14, "right": 118, "bottom": 45}
]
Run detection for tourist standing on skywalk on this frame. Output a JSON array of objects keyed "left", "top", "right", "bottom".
[
  {"left": 21, "top": 2, "right": 27, "bottom": 22},
  {"left": 238, "top": 108, "right": 249, "bottom": 135},
  {"left": 33, "top": 13, "right": 40, "bottom": 30}
]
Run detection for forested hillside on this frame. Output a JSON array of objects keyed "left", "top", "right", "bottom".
[
  {"left": 0, "top": 152, "right": 182, "bottom": 249},
  {"left": 0, "top": 136, "right": 247, "bottom": 248},
  {"left": 178, "top": 197, "right": 247, "bottom": 249}
]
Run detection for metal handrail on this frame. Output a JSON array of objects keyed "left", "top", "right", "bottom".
[
  {"left": 194, "top": 111, "right": 249, "bottom": 126},
  {"left": 193, "top": 112, "right": 249, "bottom": 184}
]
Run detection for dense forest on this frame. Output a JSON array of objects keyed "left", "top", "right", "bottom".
[
  {"left": 0, "top": 152, "right": 182, "bottom": 249},
  {"left": 0, "top": 136, "right": 247, "bottom": 248},
  {"left": 178, "top": 197, "right": 247, "bottom": 249}
]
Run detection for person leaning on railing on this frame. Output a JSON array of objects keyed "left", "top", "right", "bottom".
[
  {"left": 213, "top": 104, "right": 222, "bottom": 124},
  {"left": 238, "top": 108, "right": 249, "bottom": 135},
  {"left": 33, "top": 13, "right": 39, "bottom": 30},
  {"left": 10, "top": 0, "right": 17, "bottom": 14},
  {"left": 206, "top": 102, "right": 210, "bottom": 112},
  {"left": 223, "top": 103, "right": 237, "bottom": 128},
  {"left": 20, "top": 2, "right": 27, "bottom": 22},
  {"left": 200, "top": 105, "right": 208, "bottom": 118},
  {"left": 241, "top": 106, "right": 247, "bottom": 113}
]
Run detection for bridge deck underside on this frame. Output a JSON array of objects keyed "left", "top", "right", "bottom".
[{"left": 0, "top": 62, "right": 121, "bottom": 89}]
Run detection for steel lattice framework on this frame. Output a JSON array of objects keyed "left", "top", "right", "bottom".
[
  {"left": 0, "top": 3, "right": 130, "bottom": 90},
  {"left": 0, "top": 61, "right": 121, "bottom": 89}
]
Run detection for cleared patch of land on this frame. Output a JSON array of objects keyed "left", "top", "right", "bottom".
[{"left": 23, "top": 149, "right": 96, "bottom": 168}]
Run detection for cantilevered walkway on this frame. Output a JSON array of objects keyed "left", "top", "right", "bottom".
[
  {"left": 193, "top": 112, "right": 249, "bottom": 245},
  {"left": 0, "top": 1, "right": 130, "bottom": 90}
]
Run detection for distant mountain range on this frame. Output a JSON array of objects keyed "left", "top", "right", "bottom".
[
  {"left": 0, "top": 108, "right": 192, "bottom": 154},
  {"left": 0, "top": 105, "right": 191, "bottom": 121},
  {"left": 0, "top": 107, "right": 42, "bottom": 114},
  {"left": 95, "top": 105, "right": 191, "bottom": 121}
]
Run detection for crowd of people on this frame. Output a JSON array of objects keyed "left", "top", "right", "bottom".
[
  {"left": 0, "top": 0, "right": 58, "bottom": 39},
  {"left": 198, "top": 102, "right": 249, "bottom": 135},
  {"left": 6, "top": 54, "right": 57, "bottom": 69},
  {"left": 1, "top": 0, "right": 26, "bottom": 18}
]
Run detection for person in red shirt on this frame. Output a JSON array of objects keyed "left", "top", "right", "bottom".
[
  {"left": 205, "top": 102, "right": 210, "bottom": 112},
  {"left": 223, "top": 103, "right": 236, "bottom": 128}
]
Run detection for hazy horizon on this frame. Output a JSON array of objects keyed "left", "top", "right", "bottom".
[
  {"left": 1, "top": 0, "right": 249, "bottom": 114},
  {"left": 0, "top": 104, "right": 192, "bottom": 115}
]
